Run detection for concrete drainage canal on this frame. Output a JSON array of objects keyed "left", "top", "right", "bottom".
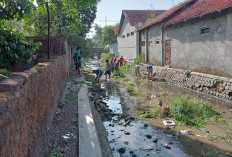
[{"left": 85, "top": 60, "right": 190, "bottom": 157}]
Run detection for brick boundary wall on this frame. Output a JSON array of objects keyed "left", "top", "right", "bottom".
[
  {"left": 126, "top": 60, "right": 232, "bottom": 102},
  {"left": 0, "top": 56, "right": 67, "bottom": 157}
]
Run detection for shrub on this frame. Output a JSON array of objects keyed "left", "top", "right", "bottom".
[
  {"left": 134, "top": 54, "right": 145, "bottom": 64},
  {"left": 101, "top": 52, "right": 115, "bottom": 61},
  {"left": 170, "top": 95, "right": 219, "bottom": 128},
  {"left": 0, "top": 26, "right": 40, "bottom": 65}
]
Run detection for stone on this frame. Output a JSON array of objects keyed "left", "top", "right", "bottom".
[
  {"left": 117, "top": 148, "right": 126, "bottom": 154},
  {"left": 144, "top": 124, "right": 149, "bottom": 128},
  {"left": 124, "top": 131, "right": 130, "bottom": 135},
  {"left": 164, "top": 144, "right": 171, "bottom": 149},
  {"left": 153, "top": 138, "right": 159, "bottom": 143},
  {"left": 146, "top": 135, "right": 152, "bottom": 139},
  {"left": 123, "top": 141, "right": 129, "bottom": 145},
  {"left": 129, "top": 151, "right": 134, "bottom": 154}
]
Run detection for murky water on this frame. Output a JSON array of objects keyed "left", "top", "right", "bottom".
[{"left": 86, "top": 60, "right": 191, "bottom": 157}]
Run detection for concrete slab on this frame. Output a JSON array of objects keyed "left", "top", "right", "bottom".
[{"left": 78, "top": 78, "right": 102, "bottom": 157}]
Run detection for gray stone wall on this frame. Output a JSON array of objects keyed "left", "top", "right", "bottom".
[
  {"left": 117, "top": 18, "right": 138, "bottom": 59},
  {"left": 126, "top": 60, "right": 232, "bottom": 102},
  {"left": 165, "top": 11, "right": 232, "bottom": 78}
]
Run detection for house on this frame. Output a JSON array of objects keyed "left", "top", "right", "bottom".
[
  {"left": 139, "top": 0, "right": 232, "bottom": 78},
  {"left": 116, "top": 10, "right": 165, "bottom": 60}
]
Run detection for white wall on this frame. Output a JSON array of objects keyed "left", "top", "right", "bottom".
[{"left": 117, "top": 18, "right": 138, "bottom": 59}]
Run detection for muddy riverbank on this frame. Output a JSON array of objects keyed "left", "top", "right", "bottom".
[{"left": 84, "top": 60, "right": 232, "bottom": 157}]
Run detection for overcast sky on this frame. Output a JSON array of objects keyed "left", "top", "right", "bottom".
[{"left": 87, "top": 0, "right": 185, "bottom": 38}]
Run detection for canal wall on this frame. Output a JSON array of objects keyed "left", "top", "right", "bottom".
[
  {"left": 0, "top": 56, "right": 69, "bottom": 157},
  {"left": 88, "top": 92, "right": 114, "bottom": 157},
  {"left": 126, "top": 61, "right": 232, "bottom": 102}
]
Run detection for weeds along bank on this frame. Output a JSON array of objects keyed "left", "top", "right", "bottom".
[
  {"left": 0, "top": 56, "right": 69, "bottom": 157},
  {"left": 126, "top": 60, "right": 232, "bottom": 103}
]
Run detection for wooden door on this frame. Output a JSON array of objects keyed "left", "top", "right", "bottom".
[{"left": 165, "top": 40, "right": 171, "bottom": 66}]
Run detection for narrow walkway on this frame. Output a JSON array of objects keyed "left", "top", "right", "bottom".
[{"left": 78, "top": 77, "right": 102, "bottom": 157}]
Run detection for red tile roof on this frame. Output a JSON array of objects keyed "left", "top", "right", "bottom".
[
  {"left": 139, "top": 0, "right": 232, "bottom": 31},
  {"left": 139, "top": 0, "right": 196, "bottom": 31},
  {"left": 118, "top": 10, "right": 165, "bottom": 33},
  {"left": 165, "top": 0, "right": 232, "bottom": 25}
]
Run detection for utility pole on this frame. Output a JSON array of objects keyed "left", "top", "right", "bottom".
[
  {"left": 172, "top": 0, "right": 175, "bottom": 6},
  {"left": 105, "top": 16, "right": 107, "bottom": 26},
  {"left": 46, "top": 2, "right": 50, "bottom": 59}
]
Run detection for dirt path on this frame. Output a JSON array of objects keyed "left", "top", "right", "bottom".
[{"left": 46, "top": 72, "right": 81, "bottom": 157}]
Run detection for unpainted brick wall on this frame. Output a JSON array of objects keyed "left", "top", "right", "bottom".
[{"left": 0, "top": 56, "right": 67, "bottom": 157}]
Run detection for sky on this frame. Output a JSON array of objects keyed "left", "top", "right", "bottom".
[{"left": 87, "top": 0, "right": 185, "bottom": 38}]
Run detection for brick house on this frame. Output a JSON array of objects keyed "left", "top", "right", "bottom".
[
  {"left": 116, "top": 10, "right": 165, "bottom": 59},
  {"left": 139, "top": 0, "right": 232, "bottom": 78}
]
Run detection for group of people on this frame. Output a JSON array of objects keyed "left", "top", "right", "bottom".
[
  {"left": 94, "top": 56, "right": 125, "bottom": 84},
  {"left": 134, "top": 64, "right": 153, "bottom": 80},
  {"left": 73, "top": 46, "right": 154, "bottom": 83}
]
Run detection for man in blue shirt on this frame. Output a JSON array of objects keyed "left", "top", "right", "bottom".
[{"left": 73, "top": 47, "right": 81, "bottom": 75}]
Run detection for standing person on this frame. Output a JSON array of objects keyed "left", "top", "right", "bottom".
[
  {"left": 113, "top": 57, "right": 117, "bottom": 63},
  {"left": 115, "top": 60, "right": 120, "bottom": 75},
  {"left": 73, "top": 46, "right": 81, "bottom": 75},
  {"left": 134, "top": 64, "right": 141, "bottom": 77},
  {"left": 105, "top": 59, "right": 112, "bottom": 80},
  {"left": 110, "top": 58, "right": 115, "bottom": 72},
  {"left": 146, "top": 65, "right": 153, "bottom": 80},
  {"left": 119, "top": 56, "right": 124, "bottom": 67},
  {"left": 76, "top": 57, "right": 82, "bottom": 76}
]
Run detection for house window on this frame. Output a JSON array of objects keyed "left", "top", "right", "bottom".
[
  {"left": 156, "top": 40, "right": 160, "bottom": 45},
  {"left": 201, "top": 27, "right": 210, "bottom": 35},
  {"left": 131, "top": 32, "right": 134, "bottom": 36},
  {"left": 149, "top": 41, "right": 153, "bottom": 46},
  {"left": 122, "top": 35, "right": 125, "bottom": 38},
  {"left": 127, "top": 33, "right": 130, "bottom": 37},
  {"left": 141, "top": 41, "right": 145, "bottom": 46}
]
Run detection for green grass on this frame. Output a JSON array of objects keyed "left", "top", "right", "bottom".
[
  {"left": 205, "top": 132, "right": 217, "bottom": 142},
  {"left": 136, "top": 107, "right": 161, "bottom": 120},
  {"left": 170, "top": 95, "right": 219, "bottom": 128},
  {"left": 134, "top": 54, "right": 145, "bottom": 64},
  {"left": 48, "top": 147, "right": 61, "bottom": 157}
]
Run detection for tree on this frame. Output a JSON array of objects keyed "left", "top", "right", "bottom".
[
  {"left": 101, "top": 24, "right": 118, "bottom": 46},
  {"left": 92, "top": 24, "right": 103, "bottom": 48},
  {"left": 0, "top": 0, "right": 34, "bottom": 21}
]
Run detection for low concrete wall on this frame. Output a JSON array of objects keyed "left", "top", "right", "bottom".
[
  {"left": 0, "top": 56, "right": 67, "bottom": 157},
  {"left": 126, "top": 60, "right": 232, "bottom": 102}
]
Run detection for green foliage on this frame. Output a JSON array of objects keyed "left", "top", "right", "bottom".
[
  {"left": 170, "top": 95, "right": 219, "bottom": 128},
  {"left": 101, "top": 53, "right": 115, "bottom": 61},
  {"left": 92, "top": 23, "right": 119, "bottom": 48},
  {"left": 134, "top": 54, "right": 145, "bottom": 64},
  {"left": 0, "top": 68, "right": 11, "bottom": 82},
  {"left": 0, "top": 0, "right": 35, "bottom": 21},
  {"left": 49, "top": 147, "right": 61, "bottom": 157},
  {"left": 118, "top": 65, "right": 128, "bottom": 78},
  {"left": 205, "top": 132, "right": 217, "bottom": 142},
  {"left": 0, "top": 26, "right": 40, "bottom": 64},
  {"left": 101, "top": 24, "right": 118, "bottom": 46},
  {"left": 125, "top": 82, "right": 139, "bottom": 96},
  {"left": 144, "top": 13, "right": 155, "bottom": 24},
  {"left": 137, "top": 107, "right": 161, "bottom": 120}
]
